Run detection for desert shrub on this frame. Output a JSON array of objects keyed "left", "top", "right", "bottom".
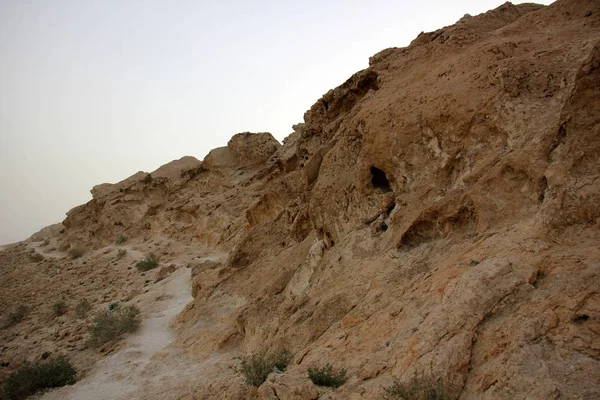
[
  {"left": 135, "top": 254, "right": 158, "bottom": 272},
  {"left": 75, "top": 299, "right": 91, "bottom": 319},
  {"left": 116, "top": 234, "right": 127, "bottom": 245},
  {"left": 270, "top": 349, "right": 291, "bottom": 372},
  {"left": 87, "top": 303, "right": 141, "bottom": 347},
  {"left": 307, "top": 363, "right": 347, "bottom": 388},
  {"left": 384, "top": 378, "right": 457, "bottom": 400},
  {"left": 117, "top": 249, "right": 127, "bottom": 259},
  {"left": 239, "top": 354, "right": 272, "bottom": 387},
  {"left": 28, "top": 252, "right": 44, "bottom": 262},
  {"left": 239, "top": 349, "right": 291, "bottom": 387},
  {"left": 3, "top": 355, "right": 76, "bottom": 399},
  {"left": 52, "top": 301, "right": 68, "bottom": 317},
  {"left": 68, "top": 245, "right": 87, "bottom": 259},
  {"left": 4, "top": 305, "right": 29, "bottom": 328}
]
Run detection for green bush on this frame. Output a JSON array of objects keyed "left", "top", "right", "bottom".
[
  {"left": 87, "top": 303, "right": 141, "bottom": 347},
  {"left": 52, "top": 301, "right": 68, "bottom": 317},
  {"left": 4, "top": 305, "right": 29, "bottom": 328},
  {"left": 116, "top": 234, "right": 127, "bottom": 245},
  {"left": 307, "top": 363, "right": 347, "bottom": 388},
  {"left": 384, "top": 378, "right": 457, "bottom": 400},
  {"left": 75, "top": 299, "right": 92, "bottom": 319},
  {"left": 135, "top": 254, "right": 158, "bottom": 272},
  {"left": 239, "top": 349, "right": 291, "bottom": 387},
  {"left": 271, "top": 349, "right": 291, "bottom": 372},
  {"left": 3, "top": 356, "right": 76, "bottom": 400}
]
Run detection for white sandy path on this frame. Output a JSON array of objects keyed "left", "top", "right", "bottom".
[{"left": 41, "top": 266, "right": 194, "bottom": 400}]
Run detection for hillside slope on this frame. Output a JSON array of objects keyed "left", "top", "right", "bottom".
[{"left": 2, "top": 1, "right": 599, "bottom": 399}]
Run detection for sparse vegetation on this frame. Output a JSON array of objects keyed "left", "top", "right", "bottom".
[
  {"left": 28, "top": 252, "right": 44, "bottom": 262},
  {"left": 3, "top": 305, "right": 29, "bottom": 328},
  {"left": 239, "top": 349, "right": 291, "bottom": 387},
  {"left": 135, "top": 253, "right": 159, "bottom": 272},
  {"left": 2, "top": 355, "right": 77, "bottom": 400},
  {"left": 116, "top": 234, "right": 127, "bottom": 245},
  {"left": 271, "top": 349, "right": 291, "bottom": 372},
  {"left": 384, "top": 378, "right": 458, "bottom": 400},
  {"left": 307, "top": 363, "right": 347, "bottom": 388},
  {"left": 52, "top": 301, "right": 68, "bottom": 317},
  {"left": 75, "top": 299, "right": 91, "bottom": 319},
  {"left": 117, "top": 249, "right": 127, "bottom": 259},
  {"left": 68, "top": 245, "right": 87, "bottom": 259},
  {"left": 87, "top": 303, "right": 141, "bottom": 347}
]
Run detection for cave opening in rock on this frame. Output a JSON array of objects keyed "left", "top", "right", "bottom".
[
  {"left": 370, "top": 166, "right": 391, "bottom": 192},
  {"left": 573, "top": 314, "right": 590, "bottom": 324}
]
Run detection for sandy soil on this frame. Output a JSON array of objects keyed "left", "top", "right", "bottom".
[
  {"left": 40, "top": 266, "right": 194, "bottom": 400},
  {"left": 31, "top": 252, "right": 239, "bottom": 400}
]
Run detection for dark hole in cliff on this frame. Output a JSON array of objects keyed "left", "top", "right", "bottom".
[
  {"left": 532, "top": 270, "right": 546, "bottom": 288},
  {"left": 357, "top": 71, "right": 379, "bottom": 92},
  {"left": 548, "top": 125, "right": 566, "bottom": 158},
  {"left": 325, "top": 231, "right": 335, "bottom": 247},
  {"left": 573, "top": 314, "right": 590, "bottom": 324},
  {"left": 538, "top": 176, "right": 548, "bottom": 203},
  {"left": 399, "top": 220, "right": 435, "bottom": 249},
  {"left": 371, "top": 166, "right": 391, "bottom": 192}
]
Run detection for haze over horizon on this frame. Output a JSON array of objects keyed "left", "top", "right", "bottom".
[{"left": 0, "top": 0, "right": 554, "bottom": 245}]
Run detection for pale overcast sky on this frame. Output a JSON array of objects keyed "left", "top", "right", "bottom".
[{"left": 0, "top": 0, "right": 553, "bottom": 245}]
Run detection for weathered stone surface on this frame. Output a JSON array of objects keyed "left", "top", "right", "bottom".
[{"left": 2, "top": 1, "right": 600, "bottom": 399}]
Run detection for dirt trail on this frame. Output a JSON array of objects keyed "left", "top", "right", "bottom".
[{"left": 41, "top": 266, "right": 194, "bottom": 400}]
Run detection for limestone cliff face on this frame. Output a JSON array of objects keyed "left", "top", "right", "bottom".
[
  {"left": 182, "top": 2, "right": 600, "bottom": 398},
  {"left": 60, "top": 132, "right": 283, "bottom": 254},
  {"left": 2, "top": 1, "right": 599, "bottom": 399}
]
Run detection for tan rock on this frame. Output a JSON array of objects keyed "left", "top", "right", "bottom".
[{"left": 2, "top": 1, "right": 600, "bottom": 399}]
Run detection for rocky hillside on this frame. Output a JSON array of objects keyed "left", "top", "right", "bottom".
[{"left": 1, "top": 0, "right": 599, "bottom": 399}]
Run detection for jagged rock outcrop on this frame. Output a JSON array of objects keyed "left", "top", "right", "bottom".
[
  {"left": 1, "top": 1, "right": 599, "bottom": 399},
  {"left": 180, "top": 1, "right": 600, "bottom": 398},
  {"left": 59, "top": 133, "right": 283, "bottom": 254}
]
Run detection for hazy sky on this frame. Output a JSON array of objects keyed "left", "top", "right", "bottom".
[{"left": 0, "top": 0, "right": 553, "bottom": 245}]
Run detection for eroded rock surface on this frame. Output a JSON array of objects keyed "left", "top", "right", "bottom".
[{"left": 2, "top": 1, "right": 599, "bottom": 399}]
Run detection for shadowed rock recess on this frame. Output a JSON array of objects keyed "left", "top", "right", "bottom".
[{"left": 2, "top": 1, "right": 600, "bottom": 399}]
